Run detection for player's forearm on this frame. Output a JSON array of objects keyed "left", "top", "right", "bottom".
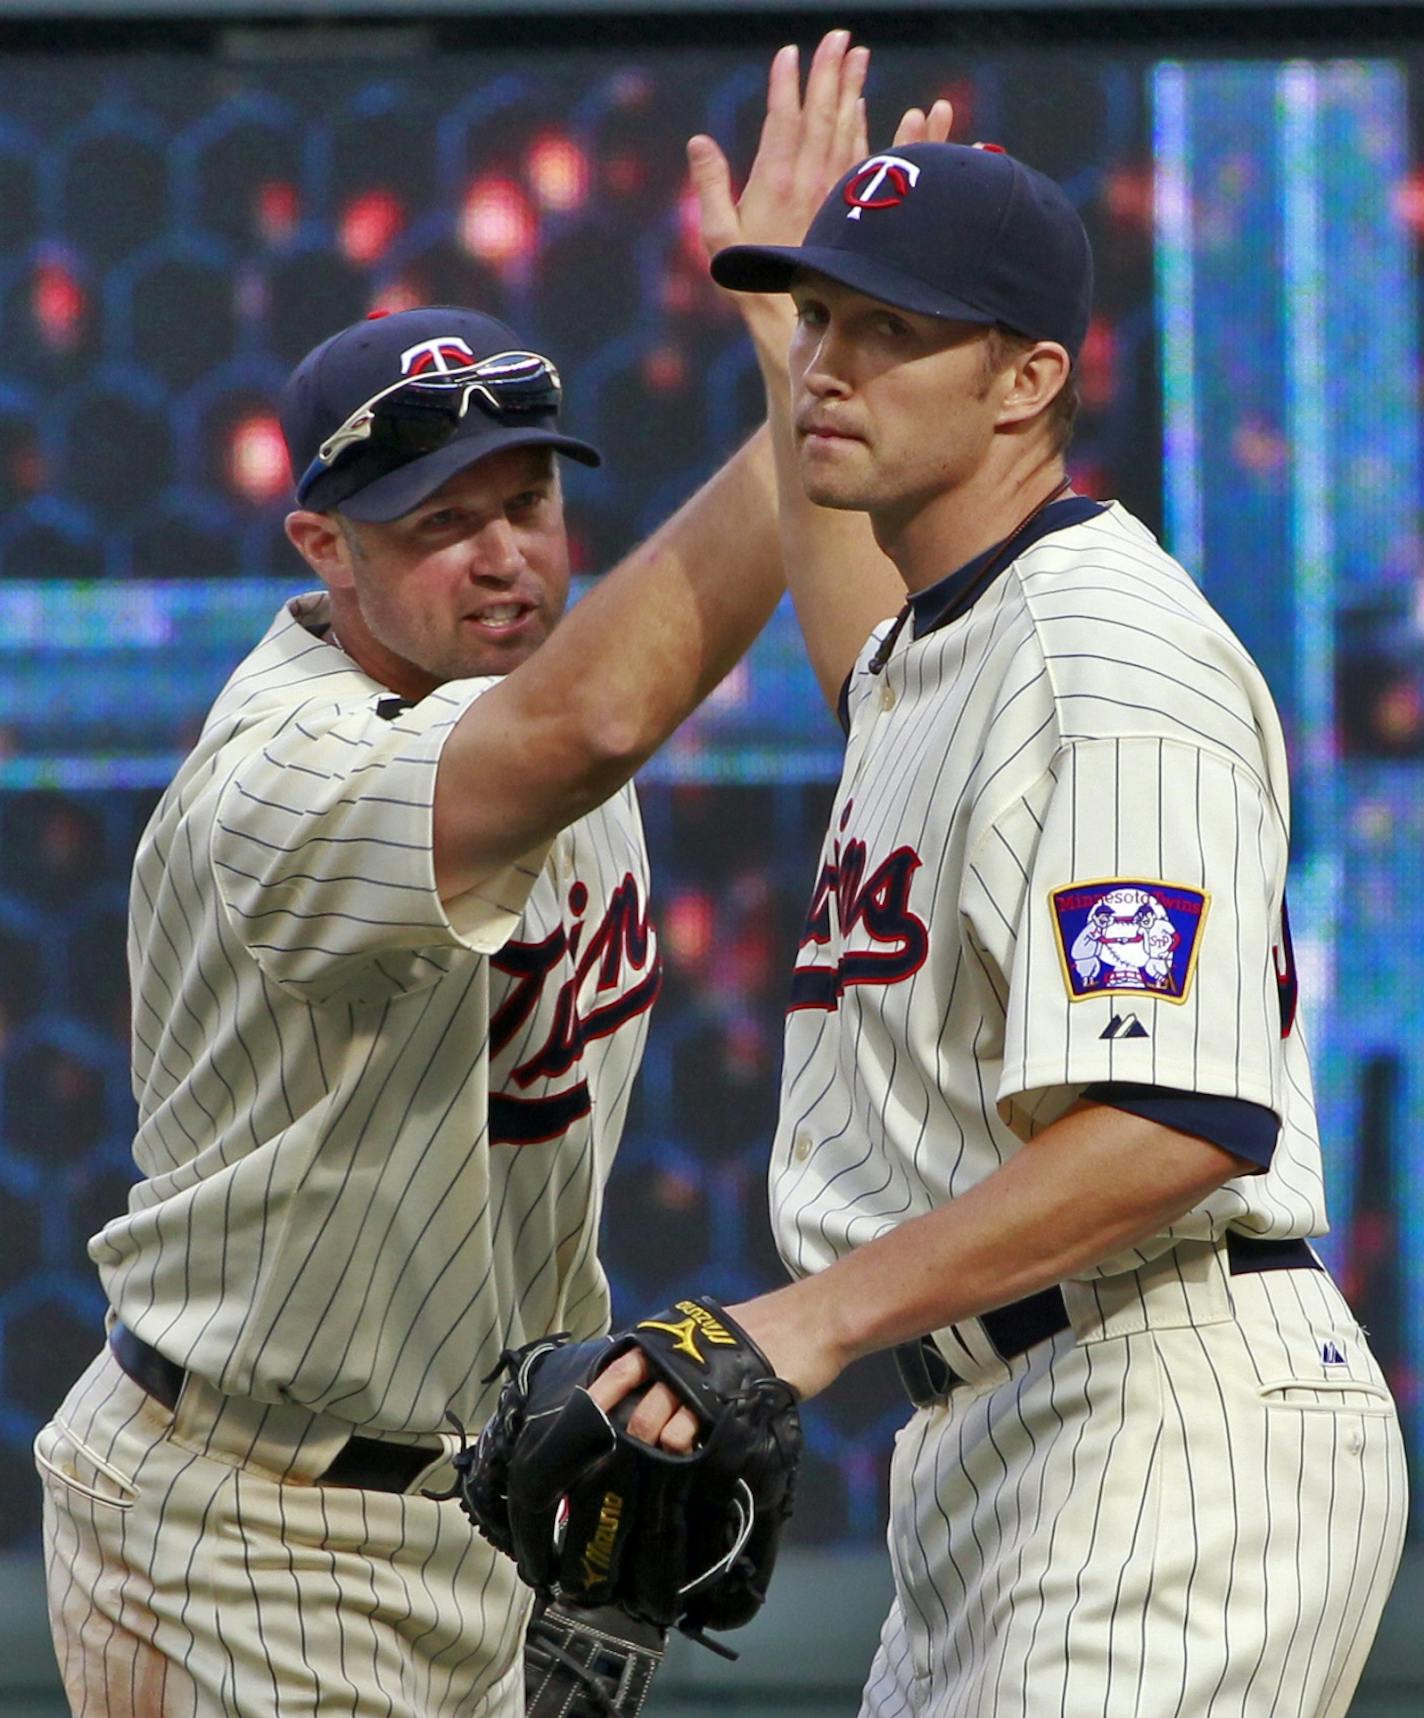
[
  {"left": 744, "top": 307, "right": 904, "bottom": 712},
  {"left": 433, "top": 430, "right": 782, "bottom": 896},
  {"left": 734, "top": 1103, "right": 1253, "bottom": 1399}
]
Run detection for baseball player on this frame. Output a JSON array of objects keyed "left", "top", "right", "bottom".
[
  {"left": 32, "top": 293, "right": 800, "bottom": 1716},
  {"left": 596, "top": 77, "right": 1408, "bottom": 1718}
]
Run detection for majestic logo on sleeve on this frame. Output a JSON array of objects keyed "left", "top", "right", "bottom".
[
  {"left": 790, "top": 807, "right": 928, "bottom": 1011},
  {"left": 1050, "top": 880, "right": 1209, "bottom": 1005},
  {"left": 844, "top": 154, "right": 921, "bottom": 220}
]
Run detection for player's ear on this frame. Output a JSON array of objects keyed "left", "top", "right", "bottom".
[
  {"left": 286, "top": 509, "right": 357, "bottom": 592},
  {"left": 996, "top": 341, "right": 1071, "bottom": 431}
]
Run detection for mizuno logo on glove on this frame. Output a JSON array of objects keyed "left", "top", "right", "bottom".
[
  {"left": 636, "top": 1301, "right": 739, "bottom": 1366},
  {"left": 578, "top": 1489, "right": 624, "bottom": 1592}
]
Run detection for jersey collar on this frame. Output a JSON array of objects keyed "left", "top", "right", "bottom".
[{"left": 909, "top": 495, "right": 1106, "bottom": 639}]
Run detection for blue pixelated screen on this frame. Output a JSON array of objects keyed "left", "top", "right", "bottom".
[{"left": 0, "top": 36, "right": 1421, "bottom": 1547}]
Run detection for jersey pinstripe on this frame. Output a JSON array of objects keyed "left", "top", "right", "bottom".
[
  {"left": 774, "top": 500, "right": 1324, "bottom": 1302},
  {"left": 94, "top": 591, "right": 658, "bottom": 1437}
]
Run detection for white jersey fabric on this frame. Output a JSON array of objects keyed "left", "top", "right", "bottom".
[
  {"left": 771, "top": 501, "right": 1406, "bottom": 1715},
  {"left": 39, "top": 591, "right": 659, "bottom": 1716}
]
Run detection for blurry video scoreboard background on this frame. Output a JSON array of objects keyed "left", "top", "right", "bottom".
[{"left": 0, "top": 11, "right": 1421, "bottom": 1546}]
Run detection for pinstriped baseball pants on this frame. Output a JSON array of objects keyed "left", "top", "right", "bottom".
[
  {"left": 36, "top": 1349, "right": 528, "bottom": 1717},
  {"left": 860, "top": 1258, "right": 1407, "bottom": 1718}
]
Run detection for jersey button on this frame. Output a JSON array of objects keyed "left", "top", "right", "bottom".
[
  {"left": 879, "top": 682, "right": 896, "bottom": 712},
  {"left": 793, "top": 1131, "right": 813, "bottom": 1162}
]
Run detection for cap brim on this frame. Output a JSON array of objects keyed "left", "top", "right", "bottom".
[
  {"left": 333, "top": 425, "right": 602, "bottom": 524},
  {"left": 711, "top": 243, "right": 999, "bottom": 328}
]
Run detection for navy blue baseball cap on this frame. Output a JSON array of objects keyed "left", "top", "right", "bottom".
[
  {"left": 712, "top": 142, "right": 1093, "bottom": 360},
  {"left": 280, "top": 306, "right": 601, "bottom": 522}
]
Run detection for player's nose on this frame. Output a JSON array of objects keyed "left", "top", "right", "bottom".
[
  {"left": 796, "top": 324, "right": 854, "bottom": 399},
  {"left": 801, "top": 339, "right": 853, "bottom": 397},
  {"left": 465, "top": 517, "right": 524, "bottom": 582}
]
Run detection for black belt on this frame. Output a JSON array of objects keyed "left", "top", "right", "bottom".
[
  {"left": 109, "top": 1322, "right": 442, "bottom": 1493},
  {"left": 893, "top": 1234, "right": 1322, "bottom": 1409}
]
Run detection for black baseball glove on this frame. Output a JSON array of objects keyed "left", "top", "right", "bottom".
[{"left": 449, "top": 1296, "right": 801, "bottom": 1661}]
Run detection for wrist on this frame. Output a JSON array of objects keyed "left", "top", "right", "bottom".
[{"left": 736, "top": 296, "right": 795, "bottom": 358}]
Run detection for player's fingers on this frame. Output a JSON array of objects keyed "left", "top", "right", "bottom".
[
  {"left": 687, "top": 134, "right": 737, "bottom": 255},
  {"left": 756, "top": 42, "right": 802, "bottom": 165},
  {"left": 830, "top": 44, "right": 870, "bottom": 174},
  {"left": 853, "top": 95, "right": 869, "bottom": 163},
  {"left": 586, "top": 1349, "right": 649, "bottom": 1412},
  {"left": 621, "top": 1380, "right": 685, "bottom": 1447},
  {"left": 892, "top": 106, "right": 927, "bottom": 149},
  {"left": 799, "top": 28, "right": 851, "bottom": 171},
  {"left": 924, "top": 97, "right": 955, "bottom": 143},
  {"left": 657, "top": 1404, "right": 701, "bottom": 1455}
]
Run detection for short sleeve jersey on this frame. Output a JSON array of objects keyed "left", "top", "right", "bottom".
[
  {"left": 94, "top": 594, "right": 660, "bottom": 1435},
  {"left": 773, "top": 501, "right": 1325, "bottom": 1289}
]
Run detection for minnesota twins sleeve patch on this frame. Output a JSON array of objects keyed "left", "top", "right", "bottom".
[{"left": 1050, "top": 880, "right": 1209, "bottom": 1004}]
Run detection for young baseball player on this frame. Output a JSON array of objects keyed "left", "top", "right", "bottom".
[
  {"left": 31, "top": 293, "right": 801, "bottom": 1716},
  {"left": 594, "top": 63, "right": 1408, "bottom": 1718}
]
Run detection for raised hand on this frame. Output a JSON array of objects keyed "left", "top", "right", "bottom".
[{"left": 688, "top": 30, "right": 870, "bottom": 289}]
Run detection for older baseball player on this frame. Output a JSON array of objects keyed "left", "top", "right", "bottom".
[
  {"left": 595, "top": 51, "right": 1408, "bottom": 1718},
  {"left": 32, "top": 284, "right": 805, "bottom": 1710}
]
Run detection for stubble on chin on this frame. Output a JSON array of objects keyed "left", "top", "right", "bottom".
[{"left": 800, "top": 468, "right": 878, "bottom": 513}]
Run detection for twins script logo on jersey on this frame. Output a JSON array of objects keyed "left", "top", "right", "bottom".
[
  {"left": 1050, "top": 879, "right": 1209, "bottom": 1004},
  {"left": 790, "top": 804, "right": 928, "bottom": 1010},
  {"left": 843, "top": 153, "right": 921, "bottom": 220},
  {"left": 489, "top": 873, "right": 662, "bottom": 1144}
]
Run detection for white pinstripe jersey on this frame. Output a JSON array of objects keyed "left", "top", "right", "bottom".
[
  {"left": 773, "top": 500, "right": 1327, "bottom": 1291},
  {"left": 94, "top": 592, "right": 659, "bottom": 1435}
]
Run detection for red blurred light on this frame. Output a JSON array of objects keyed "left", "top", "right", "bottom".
[
  {"left": 459, "top": 176, "right": 537, "bottom": 266},
  {"left": 528, "top": 133, "right": 590, "bottom": 213},
  {"left": 662, "top": 272, "right": 697, "bottom": 313},
  {"left": 664, "top": 892, "right": 714, "bottom": 965},
  {"left": 340, "top": 190, "right": 404, "bottom": 265},
  {"left": 369, "top": 280, "right": 423, "bottom": 316},
  {"left": 564, "top": 525, "right": 591, "bottom": 576},
  {"left": 226, "top": 412, "right": 291, "bottom": 504},
  {"left": 257, "top": 181, "right": 299, "bottom": 243},
  {"left": 1067, "top": 462, "right": 1105, "bottom": 500},
  {"left": 33, "top": 258, "right": 85, "bottom": 350},
  {"left": 1395, "top": 170, "right": 1424, "bottom": 237},
  {"left": 1077, "top": 318, "right": 1117, "bottom": 411},
  {"left": 1105, "top": 166, "right": 1154, "bottom": 228},
  {"left": 677, "top": 183, "right": 706, "bottom": 265},
  {"left": 604, "top": 152, "right": 646, "bottom": 197},
  {"left": 1232, "top": 416, "right": 1288, "bottom": 474},
  {"left": 939, "top": 79, "right": 975, "bottom": 137},
  {"left": 643, "top": 345, "right": 687, "bottom": 393}
]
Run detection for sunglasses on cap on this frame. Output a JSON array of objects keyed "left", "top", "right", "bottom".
[{"left": 297, "top": 350, "right": 562, "bottom": 500}]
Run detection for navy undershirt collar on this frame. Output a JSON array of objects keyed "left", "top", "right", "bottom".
[{"left": 909, "top": 495, "right": 1106, "bottom": 639}]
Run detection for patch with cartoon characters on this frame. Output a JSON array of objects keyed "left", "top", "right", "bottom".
[{"left": 1049, "top": 880, "right": 1209, "bottom": 1004}]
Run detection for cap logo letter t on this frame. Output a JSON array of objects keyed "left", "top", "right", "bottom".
[
  {"left": 400, "top": 336, "right": 477, "bottom": 379},
  {"left": 844, "top": 154, "right": 922, "bottom": 221}
]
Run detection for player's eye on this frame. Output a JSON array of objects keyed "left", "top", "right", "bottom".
[{"left": 794, "top": 299, "right": 829, "bottom": 329}]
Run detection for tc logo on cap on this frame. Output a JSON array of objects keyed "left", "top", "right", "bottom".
[
  {"left": 400, "top": 336, "right": 477, "bottom": 378},
  {"left": 844, "top": 153, "right": 921, "bottom": 221}
]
